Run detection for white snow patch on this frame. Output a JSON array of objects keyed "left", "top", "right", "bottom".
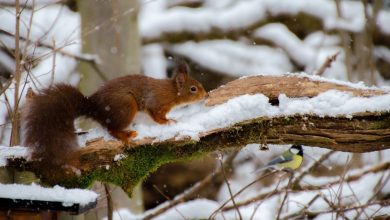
[
  {"left": 142, "top": 44, "right": 168, "bottom": 79},
  {"left": 114, "top": 154, "right": 126, "bottom": 161},
  {"left": 171, "top": 40, "right": 292, "bottom": 77},
  {"left": 140, "top": 0, "right": 390, "bottom": 38},
  {"left": 108, "top": 199, "right": 219, "bottom": 220},
  {"left": 0, "top": 183, "right": 98, "bottom": 206},
  {"left": 0, "top": 146, "right": 29, "bottom": 166},
  {"left": 253, "top": 23, "right": 315, "bottom": 67}
]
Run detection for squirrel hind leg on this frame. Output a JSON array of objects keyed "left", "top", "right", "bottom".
[{"left": 109, "top": 130, "right": 138, "bottom": 145}]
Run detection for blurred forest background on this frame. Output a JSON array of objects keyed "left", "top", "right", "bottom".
[{"left": 1, "top": 0, "right": 390, "bottom": 219}]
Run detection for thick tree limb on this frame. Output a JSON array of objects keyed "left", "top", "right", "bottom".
[
  {"left": 7, "top": 75, "right": 390, "bottom": 193},
  {"left": 141, "top": 8, "right": 390, "bottom": 47}
]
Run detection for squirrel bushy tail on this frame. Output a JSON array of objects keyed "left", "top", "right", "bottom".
[{"left": 23, "top": 84, "right": 90, "bottom": 166}]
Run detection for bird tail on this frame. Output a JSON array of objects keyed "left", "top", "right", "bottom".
[{"left": 251, "top": 165, "right": 276, "bottom": 174}]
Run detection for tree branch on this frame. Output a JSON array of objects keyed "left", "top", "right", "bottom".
[{"left": 6, "top": 75, "right": 390, "bottom": 194}]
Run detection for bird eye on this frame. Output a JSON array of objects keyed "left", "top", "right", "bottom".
[{"left": 190, "top": 86, "right": 198, "bottom": 93}]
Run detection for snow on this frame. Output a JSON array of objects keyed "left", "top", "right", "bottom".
[
  {"left": 128, "top": 86, "right": 389, "bottom": 142},
  {"left": 140, "top": 0, "right": 267, "bottom": 39},
  {"left": 142, "top": 44, "right": 168, "bottom": 79},
  {"left": 253, "top": 23, "right": 315, "bottom": 67},
  {"left": 0, "top": 183, "right": 98, "bottom": 206},
  {"left": 0, "top": 146, "right": 29, "bottom": 166},
  {"left": 140, "top": 0, "right": 390, "bottom": 38},
  {"left": 114, "top": 154, "right": 126, "bottom": 161},
  {"left": 288, "top": 72, "right": 384, "bottom": 90},
  {"left": 377, "top": 10, "right": 390, "bottom": 34},
  {"left": 171, "top": 40, "right": 292, "bottom": 77},
  {"left": 105, "top": 199, "right": 219, "bottom": 220}
]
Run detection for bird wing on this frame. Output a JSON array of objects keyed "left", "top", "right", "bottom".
[{"left": 267, "top": 151, "right": 294, "bottom": 166}]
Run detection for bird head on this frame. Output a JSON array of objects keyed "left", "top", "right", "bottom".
[{"left": 290, "top": 145, "right": 303, "bottom": 156}]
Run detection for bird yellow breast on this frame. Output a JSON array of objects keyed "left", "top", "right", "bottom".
[{"left": 277, "top": 155, "right": 303, "bottom": 170}]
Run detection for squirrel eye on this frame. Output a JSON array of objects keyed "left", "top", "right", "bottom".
[{"left": 190, "top": 86, "right": 198, "bottom": 93}]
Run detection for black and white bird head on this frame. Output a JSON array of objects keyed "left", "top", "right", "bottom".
[{"left": 290, "top": 145, "right": 303, "bottom": 156}]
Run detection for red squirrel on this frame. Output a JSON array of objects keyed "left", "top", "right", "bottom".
[{"left": 22, "top": 61, "right": 207, "bottom": 168}]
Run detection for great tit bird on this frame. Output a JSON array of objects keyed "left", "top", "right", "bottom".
[{"left": 254, "top": 145, "right": 303, "bottom": 173}]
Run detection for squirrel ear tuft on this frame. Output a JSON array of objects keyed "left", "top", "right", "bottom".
[{"left": 173, "top": 59, "right": 189, "bottom": 90}]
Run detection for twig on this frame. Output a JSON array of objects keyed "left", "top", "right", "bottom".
[
  {"left": 50, "top": 39, "right": 56, "bottom": 85},
  {"left": 280, "top": 193, "right": 321, "bottom": 220},
  {"left": 224, "top": 152, "right": 335, "bottom": 212},
  {"left": 346, "top": 181, "right": 370, "bottom": 219},
  {"left": 334, "top": 155, "right": 351, "bottom": 219},
  {"left": 276, "top": 171, "right": 294, "bottom": 220},
  {"left": 152, "top": 185, "right": 187, "bottom": 220},
  {"left": 219, "top": 153, "right": 243, "bottom": 220},
  {"left": 208, "top": 170, "right": 278, "bottom": 220},
  {"left": 104, "top": 184, "right": 113, "bottom": 220},
  {"left": 305, "top": 162, "right": 390, "bottom": 191},
  {"left": 21, "top": 0, "right": 34, "bottom": 62},
  {"left": 0, "top": 80, "right": 12, "bottom": 95},
  {"left": 142, "top": 152, "right": 238, "bottom": 220},
  {"left": 0, "top": 0, "right": 68, "bottom": 9},
  {"left": 0, "top": 28, "right": 108, "bottom": 81},
  {"left": 360, "top": 172, "right": 390, "bottom": 220},
  {"left": 223, "top": 161, "right": 390, "bottom": 211},
  {"left": 304, "top": 199, "right": 390, "bottom": 218},
  {"left": 10, "top": 0, "right": 21, "bottom": 146},
  {"left": 314, "top": 51, "right": 340, "bottom": 76},
  {"left": 250, "top": 177, "right": 284, "bottom": 220}
]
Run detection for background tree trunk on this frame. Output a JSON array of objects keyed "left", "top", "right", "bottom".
[
  {"left": 77, "top": 0, "right": 141, "bottom": 94},
  {"left": 74, "top": 0, "right": 143, "bottom": 219}
]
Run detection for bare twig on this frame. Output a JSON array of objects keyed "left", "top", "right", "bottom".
[
  {"left": 276, "top": 171, "right": 294, "bottom": 220},
  {"left": 305, "top": 199, "right": 390, "bottom": 218},
  {"left": 223, "top": 161, "right": 390, "bottom": 212},
  {"left": 250, "top": 177, "right": 284, "bottom": 220},
  {"left": 0, "top": 0, "right": 68, "bottom": 9},
  {"left": 334, "top": 155, "right": 351, "bottom": 219},
  {"left": 10, "top": 0, "right": 21, "bottom": 146},
  {"left": 142, "top": 152, "right": 238, "bottom": 220},
  {"left": 50, "top": 39, "right": 56, "bottom": 85},
  {"left": 219, "top": 153, "right": 243, "bottom": 220},
  {"left": 280, "top": 193, "right": 321, "bottom": 220},
  {"left": 359, "top": 172, "right": 390, "bottom": 219},
  {"left": 104, "top": 184, "right": 113, "bottom": 220},
  {"left": 0, "top": 29, "right": 108, "bottom": 81},
  {"left": 152, "top": 185, "right": 187, "bottom": 220},
  {"left": 0, "top": 80, "right": 12, "bottom": 95},
  {"left": 208, "top": 170, "right": 279, "bottom": 220},
  {"left": 314, "top": 51, "right": 340, "bottom": 76}
]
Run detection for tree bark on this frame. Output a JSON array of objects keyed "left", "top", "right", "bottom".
[{"left": 77, "top": 0, "right": 141, "bottom": 94}]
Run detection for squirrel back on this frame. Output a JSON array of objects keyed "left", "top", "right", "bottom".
[{"left": 22, "top": 61, "right": 207, "bottom": 170}]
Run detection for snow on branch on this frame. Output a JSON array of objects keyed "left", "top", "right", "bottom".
[
  {"left": 140, "top": 0, "right": 390, "bottom": 44},
  {"left": 4, "top": 74, "right": 390, "bottom": 191}
]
